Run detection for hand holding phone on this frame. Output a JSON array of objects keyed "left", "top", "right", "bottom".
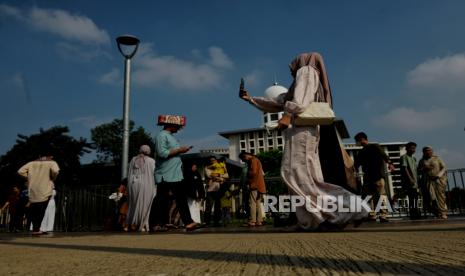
[{"left": 239, "top": 77, "right": 249, "bottom": 100}]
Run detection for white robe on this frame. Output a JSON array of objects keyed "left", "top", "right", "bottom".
[
  {"left": 187, "top": 198, "right": 202, "bottom": 223},
  {"left": 41, "top": 189, "right": 56, "bottom": 232},
  {"left": 251, "top": 66, "right": 368, "bottom": 229},
  {"left": 30, "top": 190, "right": 56, "bottom": 232},
  {"left": 126, "top": 155, "right": 157, "bottom": 231}
]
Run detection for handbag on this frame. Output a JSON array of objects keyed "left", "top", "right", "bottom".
[{"left": 293, "top": 101, "right": 335, "bottom": 126}]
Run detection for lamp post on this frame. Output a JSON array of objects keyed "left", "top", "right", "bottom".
[{"left": 116, "top": 35, "right": 140, "bottom": 179}]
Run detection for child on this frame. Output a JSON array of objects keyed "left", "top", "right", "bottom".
[
  {"left": 206, "top": 159, "right": 228, "bottom": 191},
  {"left": 1, "top": 185, "right": 28, "bottom": 233},
  {"left": 220, "top": 190, "right": 233, "bottom": 226},
  {"left": 117, "top": 179, "right": 129, "bottom": 231}
]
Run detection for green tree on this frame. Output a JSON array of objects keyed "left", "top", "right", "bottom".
[
  {"left": 90, "top": 119, "right": 155, "bottom": 163},
  {"left": 257, "top": 149, "right": 282, "bottom": 177},
  {"left": 0, "top": 126, "right": 92, "bottom": 198},
  {"left": 256, "top": 149, "right": 287, "bottom": 196}
]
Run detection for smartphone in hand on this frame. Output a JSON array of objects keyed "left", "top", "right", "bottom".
[{"left": 239, "top": 77, "right": 246, "bottom": 98}]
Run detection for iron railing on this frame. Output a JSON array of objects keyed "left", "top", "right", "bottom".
[{"left": 1, "top": 169, "right": 464, "bottom": 232}]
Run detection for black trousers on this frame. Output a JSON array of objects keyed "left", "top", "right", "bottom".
[
  {"left": 30, "top": 199, "right": 50, "bottom": 232},
  {"left": 150, "top": 181, "right": 193, "bottom": 227},
  {"left": 407, "top": 188, "right": 420, "bottom": 219},
  {"left": 204, "top": 191, "right": 221, "bottom": 225}
]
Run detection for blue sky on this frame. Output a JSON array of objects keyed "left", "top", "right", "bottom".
[{"left": 1, "top": 0, "right": 464, "bottom": 168}]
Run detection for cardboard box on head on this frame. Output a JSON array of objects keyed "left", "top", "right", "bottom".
[{"left": 157, "top": 115, "right": 186, "bottom": 126}]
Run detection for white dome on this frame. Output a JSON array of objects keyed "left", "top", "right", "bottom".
[{"left": 264, "top": 83, "right": 287, "bottom": 99}]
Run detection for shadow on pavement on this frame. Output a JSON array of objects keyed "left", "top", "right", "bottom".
[{"left": 1, "top": 240, "right": 464, "bottom": 274}]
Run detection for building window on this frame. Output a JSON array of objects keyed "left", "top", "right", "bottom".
[
  {"left": 258, "top": 148, "right": 264, "bottom": 153},
  {"left": 249, "top": 141, "right": 255, "bottom": 148},
  {"left": 278, "top": 146, "right": 283, "bottom": 151},
  {"left": 277, "top": 130, "right": 282, "bottom": 136},
  {"left": 268, "top": 139, "right": 274, "bottom": 146},
  {"left": 240, "top": 134, "right": 245, "bottom": 140},
  {"left": 249, "top": 132, "right": 254, "bottom": 139},
  {"left": 270, "top": 113, "right": 279, "bottom": 121},
  {"left": 258, "top": 131, "right": 264, "bottom": 138},
  {"left": 268, "top": 147, "right": 274, "bottom": 151},
  {"left": 277, "top": 137, "right": 283, "bottom": 145},
  {"left": 259, "top": 140, "right": 264, "bottom": 147},
  {"left": 240, "top": 141, "right": 246, "bottom": 149},
  {"left": 250, "top": 149, "right": 255, "bottom": 154}
]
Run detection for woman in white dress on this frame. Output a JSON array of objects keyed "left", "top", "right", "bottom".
[
  {"left": 240, "top": 53, "right": 368, "bottom": 230},
  {"left": 126, "top": 145, "right": 156, "bottom": 231}
]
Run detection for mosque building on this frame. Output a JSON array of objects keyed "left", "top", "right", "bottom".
[{"left": 202, "top": 82, "right": 407, "bottom": 198}]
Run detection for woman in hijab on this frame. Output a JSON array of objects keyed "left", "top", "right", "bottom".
[
  {"left": 240, "top": 52, "right": 367, "bottom": 230},
  {"left": 126, "top": 145, "right": 156, "bottom": 231}
]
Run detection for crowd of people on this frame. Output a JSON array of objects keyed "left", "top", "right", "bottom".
[
  {"left": 0, "top": 52, "right": 451, "bottom": 234},
  {"left": 354, "top": 134, "right": 448, "bottom": 221},
  {"left": 116, "top": 115, "right": 268, "bottom": 232},
  {"left": 239, "top": 52, "right": 449, "bottom": 230}
]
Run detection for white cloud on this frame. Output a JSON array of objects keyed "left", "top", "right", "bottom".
[
  {"left": 129, "top": 43, "right": 233, "bottom": 91},
  {"left": 374, "top": 107, "right": 458, "bottom": 132},
  {"left": 0, "top": 4, "right": 22, "bottom": 18},
  {"left": 71, "top": 116, "right": 108, "bottom": 128},
  {"left": 56, "top": 42, "right": 111, "bottom": 62},
  {"left": 0, "top": 4, "right": 110, "bottom": 46},
  {"left": 243, "top": 70, "right": 264, "bottom": 87},
  {"left": 98, "top": 68, "right": 121, "bottom": 85},
  {"left": 208, "top": 46, "right": 234, "bottom": 69},
  {"left": 408, "top": 53, "right": 465, "bottom": 91}
]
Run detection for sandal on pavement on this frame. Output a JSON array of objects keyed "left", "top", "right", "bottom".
[{"left": 185, "top": 222, "right": 198, "bottom": 231}]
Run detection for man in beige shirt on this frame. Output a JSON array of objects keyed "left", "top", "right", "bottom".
[{"left": 18, "top": 150, "right": 59, "bottom": 235}]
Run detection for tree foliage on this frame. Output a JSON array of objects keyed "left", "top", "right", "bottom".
[
  {"left": 90, "top": 119, "right": 155, "bottom": 163},
  {"left": 0, "top": 126, "right": 92, "bottom": 199},
  {"left": 256, "top": 149, "right": 282, "bottom": 177},
  {"left": 256, "top": 149, "right": 287, "bottom": 195}
]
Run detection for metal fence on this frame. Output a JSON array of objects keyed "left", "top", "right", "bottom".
[
  {"left": 54, "top": 185, "right": 116, "bottom": 232},
  {"left": 1, "top": 169, "right": 464, "bottom": 232}
]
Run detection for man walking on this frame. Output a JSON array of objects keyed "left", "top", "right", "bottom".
[
  {"left": 150, "top": 115, "right": 197, "bottom": 231},
  {"left": 18, "top": 147, "right": 59, "bottom": 235},
  {"left": 239, "top": 152, "right": 266, "bottom": 227},
  {"left": 400, "top": 142, "right": 420, "bottom": 219},
  {"left": 354, "top": 132, "right": 394, "bottom": 223}
]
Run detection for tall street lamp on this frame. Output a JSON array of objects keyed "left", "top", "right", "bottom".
[{"left": 116, "top": 35, "right": 140, "bottom": 179}]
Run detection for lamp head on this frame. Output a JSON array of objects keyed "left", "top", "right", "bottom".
[{"left": 116, "top": 35, "right": 140, "bottom": 58}]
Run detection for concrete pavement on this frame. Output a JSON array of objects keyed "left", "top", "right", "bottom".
[{"left": 1, "top": 218, "right": 464, "bottom": 275}]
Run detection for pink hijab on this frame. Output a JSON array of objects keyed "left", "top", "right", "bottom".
[{"left": 288, "top": 52, "right": 333, "bottom": 108}]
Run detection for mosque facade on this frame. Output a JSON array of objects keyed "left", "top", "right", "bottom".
[{"left": 206, "top": 83, "right": 407, "bottom": 198}]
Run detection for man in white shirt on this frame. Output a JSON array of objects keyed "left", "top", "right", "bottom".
[{"left": 18, "top": 148, "right": 59, "bottom": 235}]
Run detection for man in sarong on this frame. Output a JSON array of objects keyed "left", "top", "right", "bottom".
[{"left": 354, "top": 132, "right": 394, "bottom": 223}]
